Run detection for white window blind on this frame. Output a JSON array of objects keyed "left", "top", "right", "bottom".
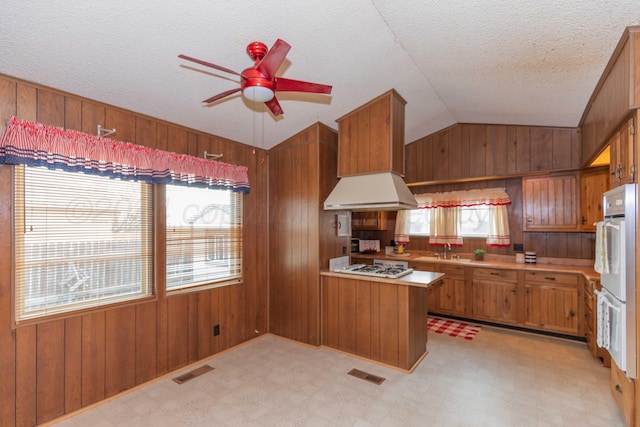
[
  {"left": 14, "top": 166, "right": 154, "bottom": 322},
  {"left": 165, "top": 185, "right": 243, "bottom": 292}
]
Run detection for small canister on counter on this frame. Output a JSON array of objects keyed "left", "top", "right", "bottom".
[
  {"left": 515, "top": 252, "right": 525, "bottom": 264},
  {"left": 524, "top": 251, "right": 537, "bottom": 264}
]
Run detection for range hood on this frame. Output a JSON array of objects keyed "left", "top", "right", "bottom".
[{"left": 323, "top": 172, "right": 418, "bottom": 211}]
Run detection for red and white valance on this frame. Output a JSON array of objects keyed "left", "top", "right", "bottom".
[
  {"left": 416, "top": 188, "right": 510, "bottom": 209},
  {"left": 0, "top": 116, "right": 250, "bottom": 193}
]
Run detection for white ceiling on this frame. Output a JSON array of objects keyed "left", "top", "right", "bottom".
[{"left": 1, "top": 1, "right": 639, "bottom": 150}]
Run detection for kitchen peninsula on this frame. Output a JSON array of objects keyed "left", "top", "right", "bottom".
[{"left": 320, "top": 269, "right": 443, "bottom": 372}]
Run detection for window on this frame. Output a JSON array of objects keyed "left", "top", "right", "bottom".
[
  {"left": 409, "top": 205, "right": 491, "bottom": 237},
  {"left": 165, "top": 185, "right": 243, "bottom": 292},
  {"left": 14, "top": 166, "right": 153, "bottom": 322},
  {"left": 398, "top": 188, "right": 511, "bottom": 247}
]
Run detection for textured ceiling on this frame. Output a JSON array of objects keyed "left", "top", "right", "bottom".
[{"left": 1, "top": 1, "right": 639, "bottom": 150}]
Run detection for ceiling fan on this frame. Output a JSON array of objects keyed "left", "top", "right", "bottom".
[{"left": 179, "top": 39, "right": 332, "bottom": 116}]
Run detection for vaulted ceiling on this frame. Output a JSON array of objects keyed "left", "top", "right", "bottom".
[{"left": 1, "top": 1, "right": 639, "bottom": 149}]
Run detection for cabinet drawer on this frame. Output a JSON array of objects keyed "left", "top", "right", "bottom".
[
  {"left": 610, "top": 359, "right": 635, "bottom": 427},
  {"left": 473, "top": 268, "right": 517, "bottom": 281},
  {"left": 440, "top": 264, "right": 466, "bottom": 277},
  {"left": 410, "top": 262, "right": 438, "bottom": 272},
  {"left": 525, "top": 271, "right": 577, "bottom": 286}
]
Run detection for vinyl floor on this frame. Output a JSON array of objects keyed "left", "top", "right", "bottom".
[{"left": 48, "top": 325, "right": 625, "bottom": 426}]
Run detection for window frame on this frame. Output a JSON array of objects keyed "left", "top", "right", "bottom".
[
  {"left": 12, "top": 165, "right": 155, "bottom": 325},
  {"left": 164, "top": 184, "right": 243, "bottom": 295}
]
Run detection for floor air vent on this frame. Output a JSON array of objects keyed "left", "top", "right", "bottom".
[
  {"left": 347, "top": 368, "right": 385, "bottom": 385},
  {"left": 172, "top": 364, "right": 214, "bottom": 384}
]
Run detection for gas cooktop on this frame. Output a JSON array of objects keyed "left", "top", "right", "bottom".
[{"left": 336, "top": 264, "right": 414, "bottom": 279}]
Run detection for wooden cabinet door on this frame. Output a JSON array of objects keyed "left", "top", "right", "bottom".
[
  {"left": 610, "top": 118, "right": 636, "bottom": 186},
  {"left": 437, "top": 276, "right": 466, "bottom": 316},
  {"left": 426, "top": 283, "right": 438, "bottom": 312},
  {"left": 352, "top": 211, "right": 387, "bottom": 230},
  {"left": 522, "top": 172, "right": 580, "bottom": 231},
  {"left": 579, "top": 167, "right": 609, "bottom": 232},
  {"left": 471, "top": 279, "right": 518, "bottom": 325},
  {"left": 524, "top": 284, "right": 579, "bottom": 335}
]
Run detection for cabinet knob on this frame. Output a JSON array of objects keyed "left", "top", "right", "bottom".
[{"left": 615, "top": 384, "right": 623, "bottom": 393}]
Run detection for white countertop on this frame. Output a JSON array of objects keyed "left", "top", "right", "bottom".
[{"left": 320, "top": 270, "right": 443, "bottom": 289}]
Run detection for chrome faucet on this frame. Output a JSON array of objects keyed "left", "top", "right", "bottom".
[{"left": 444, "top": 242, "right": 451, "bottom": 259}]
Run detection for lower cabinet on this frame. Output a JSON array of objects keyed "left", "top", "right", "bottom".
[
  {"left": 610, "top": 358, "right": 635, "bottom": 427},
  {"left": 372, "top": 259, "right": 585, "bottom": 339},
  {"left": 523, "top": 271, "right": 580, "bottom": 335},
  {"left": 471, "top": 268, "right": 518, "bottom": 325},
  {"left": 435, "top": 265, "right": 467, "bottom": 317}
]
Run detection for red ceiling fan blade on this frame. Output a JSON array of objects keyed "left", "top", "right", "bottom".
[
  {"left": 178, "top": 54, "right": 241, "bottom": 77},
  {"left": 256, "top": 39, "right": 291, "bottom": 79},
  {"left": 264, "top": 97, "right": 283, "bottom": 116},
  {"left": 203, "top": 87, "right": 242, "bottom": 104},
  {"left": 275, "top": 77, "right": 332, "bottom": 94}
]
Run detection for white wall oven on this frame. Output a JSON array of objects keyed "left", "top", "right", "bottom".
[{"left": 596, "top": 184, "right": 637, "bottom": 378}]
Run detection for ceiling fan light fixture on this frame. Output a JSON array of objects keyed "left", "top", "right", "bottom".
[{"left": 243, "top": 85, "right": 275, "bottom": 103}]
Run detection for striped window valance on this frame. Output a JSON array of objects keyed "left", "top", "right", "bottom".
[
  {"left": 0, "top": 116, "right": 250, "bottom": 193},
  {"left": 415, "top": 187, "right": 510, "bottom": 208}
]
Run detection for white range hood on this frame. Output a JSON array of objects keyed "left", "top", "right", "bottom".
[{"left": 323, "top": 172, "right": 418, "bottom": 211}]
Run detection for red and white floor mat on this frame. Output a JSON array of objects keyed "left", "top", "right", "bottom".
[{"left": 427, "top": 316, "right": 482, "bottom": 341}]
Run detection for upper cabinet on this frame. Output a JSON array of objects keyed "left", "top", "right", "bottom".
[
  {"left": 580, "top": 167, "right": 609, "bottom": 232},
  {"left": 522, "top": 172, "right": 580, "bottom": 232},
  {"left": 609, "top": 117, "right": 636, "bottom": 187},
  {"left": 336, "top": 90, "right": 406, "bottom": 177}
]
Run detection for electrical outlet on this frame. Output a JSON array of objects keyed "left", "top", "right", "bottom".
[
  {"left": 514, "top": 243, "right": 523, "bottom": 252},
  {"left": 213, "top": 324, "right": 220, "bottom": 336},
  {"left": 342, "top": 246, "right": 347, "bottom": 255}
]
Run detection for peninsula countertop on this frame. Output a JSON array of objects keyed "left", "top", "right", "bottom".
[{"left": 320, "top": 269, "right": 444, "bottom": 289}]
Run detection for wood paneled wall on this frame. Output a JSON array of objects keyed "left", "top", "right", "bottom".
[
  {"left": 0, "top": 75, "right": 269, "bottom": 426},
  {"left": 405, "top": 123, "right": 581, "bottom": 184},
  {"left": 354, "top": 178, "right": 595, "bottom": 260},
  {"left": 580, "top": 27, "right": 640, "bottom": 165},
  {"left": 268, "top": 123, "right": 348, "bottom": 345}
]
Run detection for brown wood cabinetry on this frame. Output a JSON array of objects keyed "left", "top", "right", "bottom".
[
  {"left": 337, "top": 89, "right": 406, "bottom": 177},
  {"left": 352, "top": 211, "right": 388, "bottom": 230},
  {"left": 609, "top": 117, "right": 636, "bottom": 187},
  {"left": 523, "top": 271, "right": 580, "bottom": 335},
  {"left": 471, "top": 268, "right": 518, "bottom": 325},
  {"left": 434, "top": 264, "right": 467, "bottom": 317},
  {"left": 580, "top": 167, "right": 609, "bottom": 232},
  {"left": 522, "top": 172, "right": 580, "bottom": 232},
  {"left": 321, "top": 275, "right": 428, "bottom": 371},
  {"left": 611, "top": 358, "right": 635, "bottom": 427}
]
